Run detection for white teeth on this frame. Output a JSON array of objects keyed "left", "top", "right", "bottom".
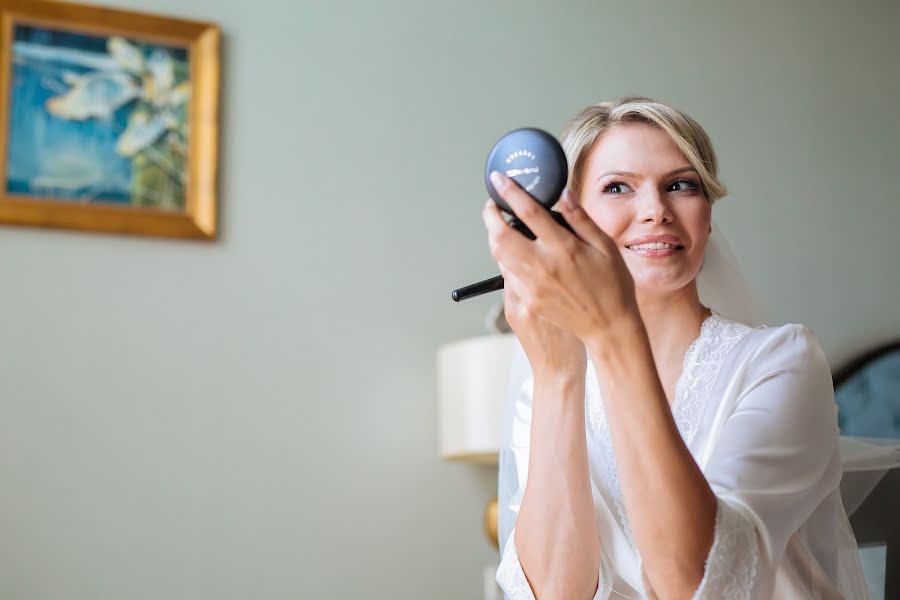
[{"left": 628, "top": 242, "right": 680, "bottom": 250}]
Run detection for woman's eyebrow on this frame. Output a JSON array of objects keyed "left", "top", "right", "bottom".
[{"left": 596, "top": 166, "right": 698, "bottom": 180}]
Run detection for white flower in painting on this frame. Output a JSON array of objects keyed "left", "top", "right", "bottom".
[
  {"left": 159, "top": 81, "right": 191, "bottom": 108},
  {"left": 142, "top": 48, "right": 191, "bottom": 109},
  {"left": 146, "top": 49, "right": 174, "bottom": 97},
  {"left": 108, "top": 36, "right": 144, "bottom": 74},
  {"left": 43, "top": 36, "right": 190, "bottom": 123},
  {"left": 44, "top": 70, "right": 141, "bottom": 120},
  {"left": 116, "top": 110, "right": 178, "bottom": 157}
]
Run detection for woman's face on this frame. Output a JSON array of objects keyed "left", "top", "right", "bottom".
[{"left": 578, "top": 123, "right": 712, "bottom": 296}]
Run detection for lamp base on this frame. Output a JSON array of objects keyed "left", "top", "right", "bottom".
[{"left": 484, "top": 495, "right": 499, "bottom": 550}]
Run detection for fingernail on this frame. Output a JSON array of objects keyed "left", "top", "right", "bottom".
[
  {"left": 562, "top": 187, "right": 577, "bottom": 210},
  {"left": 490, "top": 170, "right": 506, "bottom": 190}
]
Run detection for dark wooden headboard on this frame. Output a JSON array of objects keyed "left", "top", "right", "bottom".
[{"left": 832, "top": 339, "right": 900, "bottom": 388}]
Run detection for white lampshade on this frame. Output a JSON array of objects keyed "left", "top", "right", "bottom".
[{"left": 437, "top": 334, "right": 516, "bottom": 463}]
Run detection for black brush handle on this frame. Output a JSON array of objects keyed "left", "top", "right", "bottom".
[{"left": 450, "top": 211, "right": 573, "bottom": 302}]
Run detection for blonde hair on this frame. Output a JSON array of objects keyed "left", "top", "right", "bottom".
[{"left": 559, "top": 96, "right": 727, "bottom": 206}]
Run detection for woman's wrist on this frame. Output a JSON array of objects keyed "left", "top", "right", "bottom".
[
  {"left": 583, "top": 312, "right": 648, "bottom": 368},
  {"left": 532, "top": 368, "right": 586, "bottom": 395},
  {"left": 532, "top": 373, "right": 587, "bottom": 416},
  {"left": 534, "top": 369, "right": 585, "bottom": 396}
]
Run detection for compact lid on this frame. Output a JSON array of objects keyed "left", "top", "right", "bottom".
[{"left": 484, "top": 127, "right": 568, "bottom": 215}]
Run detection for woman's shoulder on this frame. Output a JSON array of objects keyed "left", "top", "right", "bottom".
[
  {"left": 723, "top": 320, "right": 835, "bottom": 412},
  {"left": 734, "top": 321, "right": 829, "bottom": 370},
  {"left": 706, "top": 312, "right": 827, "bottom": 373}
]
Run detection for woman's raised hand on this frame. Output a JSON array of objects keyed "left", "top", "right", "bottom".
[
  {"left": 481, "top": 171, "right": 639, "bottom": 358},
  {"left": 495, "top": 255, "right": 586, "bottom": 382}
]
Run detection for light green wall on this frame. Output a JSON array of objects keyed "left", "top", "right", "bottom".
[{"left": 0, "top": 1, "right": 897, "bottom": 598}]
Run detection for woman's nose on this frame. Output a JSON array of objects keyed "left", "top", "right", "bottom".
[{"left": 636, "top": 189, "right": 674, "bottom": 224}]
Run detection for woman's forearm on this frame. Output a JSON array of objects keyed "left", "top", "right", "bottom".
[
  {"left": 585, "top": 317, "right": 716, "bottom": 599},
  {"left": 515, "top": 374, "right": 601, "bottom": 600}
]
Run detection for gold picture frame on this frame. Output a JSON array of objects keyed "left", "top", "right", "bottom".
[{"left": 0, "top": 0, "right": 220, "bottom": 239}]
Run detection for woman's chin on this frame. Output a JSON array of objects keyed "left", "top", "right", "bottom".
[{"left": 631, "top": 272, "right": 698, "bottom": 295}]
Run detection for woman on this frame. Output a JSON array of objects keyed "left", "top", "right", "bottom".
[{"left": 485, "top": 97, "right": 869, "bottom": 599}]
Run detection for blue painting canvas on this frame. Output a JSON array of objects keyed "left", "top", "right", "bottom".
[{"left": 6, "top": 25, "right": 190, "bottom": 210}]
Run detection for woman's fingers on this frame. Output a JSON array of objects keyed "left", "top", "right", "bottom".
[
  {"left": 490, "top": 171, "right": 570, "bottom": 247},
  {"left": 500, "top": 263, "right": 516, "bottom": 305},
  {"left": 500, "top": 261, "right": 527, "bottom": 299},
  {"left": 482, "top": 197, "right": 532, "bottom": 274},
  {"left": 559, "top": 188, "right": 615, "bottom": 253},
  {"left": 500, "top": 262, "right": 529, "bottom": 327}
]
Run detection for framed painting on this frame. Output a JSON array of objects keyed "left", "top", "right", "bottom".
[{"left": 0, "top": 0, "right": 220, "bottom": 239}]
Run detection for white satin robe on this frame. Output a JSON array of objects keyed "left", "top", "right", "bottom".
[{"left": 495, "top": 309, "right": 870, "bottom": 599}]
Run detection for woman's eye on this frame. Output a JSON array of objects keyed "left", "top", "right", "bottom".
[
  {"left": 601, "top": 179, "right": 700, "bottom": 195},
  {"left": 602, "top": 181, "right": 632, "bottom": 194},
  {"left": 669, "top": 179, "right": 699, "bottom": 192}
]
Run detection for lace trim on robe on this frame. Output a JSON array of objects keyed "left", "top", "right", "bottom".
[
  {"left": 690, "top": 497, "right": 760, "bottom": 600},
  {"left": 672, "top": 313, "right": 754, "bottom": 445},
  {"left": 496, "top": 528, "right": 605, "bottom": 600}
]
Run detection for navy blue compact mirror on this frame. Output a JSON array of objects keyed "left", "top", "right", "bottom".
[{"left": 452, "top": 128, "right": 572, "bottom": 302}]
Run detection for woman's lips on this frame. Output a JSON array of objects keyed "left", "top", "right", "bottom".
[{"left": 626, "top": 246, "right": 683, "bottom": 257}]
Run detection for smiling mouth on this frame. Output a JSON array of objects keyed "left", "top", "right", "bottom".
[
  {"left": 624, "top": 243, "right": 685, "bottom": 258},
  {"left": 625, "top": 243, "right": 685, "bottom": 251}
]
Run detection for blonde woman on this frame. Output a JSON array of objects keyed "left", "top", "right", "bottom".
[{"left": 485, "top": 97, "right": 869, "bottom": 599}]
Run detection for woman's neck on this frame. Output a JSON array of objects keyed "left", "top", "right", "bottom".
[{"left": 634, "top": 283, "right": 710, "bottom": 377}]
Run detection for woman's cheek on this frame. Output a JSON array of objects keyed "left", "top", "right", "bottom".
[{"left": 581, "top": 208, "right": 622, "bottom": 242}]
